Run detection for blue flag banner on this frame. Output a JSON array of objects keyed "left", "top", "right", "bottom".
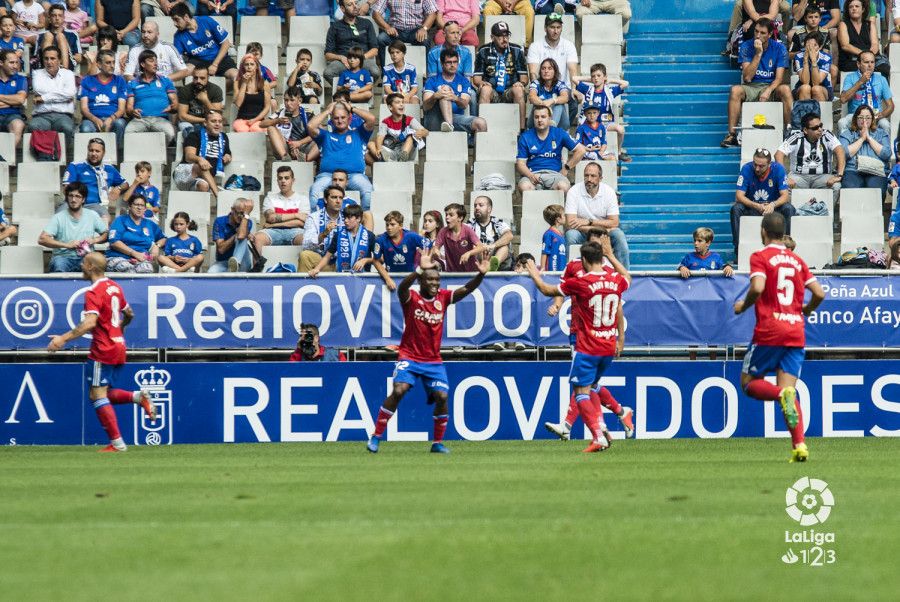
[
  {"left": 2, "top": 361, "right": 899, "bottom": 446},
  {"left": 0, "top": 274, "right": 896, "bottom": 349}
]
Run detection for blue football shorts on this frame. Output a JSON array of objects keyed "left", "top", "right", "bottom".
[
  {"left": 392, "top": 360, "right": 450, "bottom": 394},
  {"left": 85, "top": 359, "right": 123, "bottom": 388},
  {"left": 568, "top": 352, "right": 614, "bottom": 387},
  {"left": 742, "top": 344, "right": 805, "bottom": 379}
]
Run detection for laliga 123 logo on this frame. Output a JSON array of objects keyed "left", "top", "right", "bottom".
[
  {"left": 785, "top": 477, "right": 834, "bottom": 526},
  {"left": 1, "top": 286, "right": 55, "bottom": 340},
  {"left": 133, "top": 366, "right": 173, "bottom": 446}
]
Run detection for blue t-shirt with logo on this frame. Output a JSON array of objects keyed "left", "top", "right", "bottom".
[
  {"left": 516, "top": 126, "right": 578, "bottom": 172},
  {"left": 738, "top": 38, "right": 789, "bottom": 84},
  {"left": 679, "top": 251, "right": 727, "bottom": 271},
  {"left": 575, "top": 82, "right": 622, "bottom": 122},
  {"left": 315, "top": 128, "right": 368, "bottom": 174},
  {"left": 337, "top": 68, "right": 373, "bottom": 91},
  {"left": 423, "top": 73, "right": 473, "bottom": 115},
  {"left": 383, "top": 63, "right": 418, "bottom": 94},
  {"left": 0, "top": 36, "right": 25, "bottom": 55},
  {"left": 107, "top": 215, "right": 164, "bottom": 258},
  {"left": 541, "top": 228, "right": 567, "bottom": 271},
  {"left": 174, "top": 16, "right": 229, "bottom": 63},
  {"left": 842, "top": 71, "right": 893, "bottom": 114},
  {"left": 372, "top": 229, "right": 426, "bottom": 272},
  {"left": 575, "top": 121, "right": 608, "bottom": 160},
  {"left": 0, "top": 73, "right": 26, "bottom": 115},
  {"left": 62, "top": 162, "right": 127, "bottom": 205},
  {"left": 736, "top": 161, "right": 788, "bottom": 203},
  {"left": 79, "top": 73, "right": 127, "bottom": 119},
  {"left": 127, "top": 75, "right": 176, "bottom": 117},
  {"left": 530, "top": 79, "right": 569, "bottom": 101},
  {"left": 164, "top": 234, "right": 204, "bottom": 259},
  {"left": 792, "top": 50, "right": 833, "bottom": 90}
]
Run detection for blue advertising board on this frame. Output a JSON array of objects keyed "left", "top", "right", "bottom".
[
  {"left": 0, "top": 274, "right": 897, "bottom": 349},
  {"left": 2, "top": 361, "right": 898, "bottom": 446}
]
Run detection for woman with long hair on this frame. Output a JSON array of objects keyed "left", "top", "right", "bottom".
[
  {"left": 232, "top": 53, "right": 272, "bottom": 132},
  {"left": 839, "top": 104, "right": 891, "bottom": 191},
  {"left": 528, "top": 58, "right": 570, "bottom": 129}
]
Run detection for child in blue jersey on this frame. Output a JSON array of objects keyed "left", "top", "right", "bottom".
[
  {"left": 122, "top": 161, "right": 160, "bottom": 222},
  {"left": 383, "top": 39, "right": 419, "bottom": 105},
  {"left": 541, "top": 204, "right": 567, "bottom": 271},
  {"left": 678, "top": 227, "right": 734, "bottom": 278},
  {"left": 158, "top": 211, "right": 205, "bottom": 273},
  {"left": 337, "top": 46, "right": 374, "bottom": 104},
  {"left": 576, "top": 103, "right": 615, "bottom": 161},
  {"left": 372, "top": 210, "right": 427, "bottom": 290},
  {"left": 573, "top": 63, "right": 629, "bottom": 161},
  {"left": 0, "top": 14, "right": 25, "bottom": 57}
]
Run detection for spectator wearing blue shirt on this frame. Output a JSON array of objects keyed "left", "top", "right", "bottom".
[
  {"left": 793, "top": 34, "right": 832, "bottom": 101},
  {"left": 422, "top": 47, "right": 487, "bottom": 134},
  {"left": 210, "top": 197, "right": 259, "bottom": 273},
  {"left": 61, "top": 138, "right": 129, "bottom": 222},
  {"left": 722, "top": 18, "right": 791, "bottom": 147},
  {"left": 307, "top": 101, "right": 377, "bottom": 227},
  {"left": 426, "top": 21, "right": 473, "bottom": 78},
  {"left": 473, "top": 21, "right": 528, "bottom": 131},
  {"left": 106, "top": 195, "right": 166, "bottom": 273},
  {"left": 171, "top": 3, "right": 237, "bottom": 81},
  {"left": 730, "top": 149, "right": 794, "bottom": 254},
  {"left": 158, "top": 211, "right": 205, "bottom": 273},
  {"left": 541, "top": 203, "right": 566, "bottom": 271},
  {"left": 516, "top": 105, "right": 585, "bottom": 193},
  {"left": 122, "top": 161, "right": 160, "bottom": 222},
  {"left": 0, "top": 15, "right": 25, "bottom": 59},
  {"left": 79, "top": 50, "right": 127, "bottom": 150},
  {"left": 677, "top": 227, "right": 734, "bottom": 279},
  {"left": 384, "top": 40, "right": 420, "bottom": 105},
  {"left": 839, "top": 104, "right": 892, "bottom": 191},
  {"left": 576, "top": 103, "right": 615, "bottom": 161},
  {"left": 527, "top": 58, "right": 570, "bottom": 129},
  {"left": 336, "top": 46, "right": 374, "bottom": 104},
  {"left": 125, "top": 49, "right": 178, "bottom": 144},
  {"left": 371, "top": 210, "right": 427, "bottom": 290},
  {"left": 0, "top": 49, "right": 27, "bottom": 148},
  {"left": 838, "top": 51, "right": 894, "bottom": 133}
]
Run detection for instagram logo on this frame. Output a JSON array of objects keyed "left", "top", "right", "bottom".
[{"left": 1, "top": 286, "right": 54, "bottom": 339}]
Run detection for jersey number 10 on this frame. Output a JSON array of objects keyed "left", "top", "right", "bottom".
[{"left": 589, "top": 294, "right": 619, "bottom": 328}]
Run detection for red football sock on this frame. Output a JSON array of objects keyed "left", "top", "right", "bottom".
[
  {"left": 93, "top": 399, "right": 121, "bottom": 442},
  {"left": 575, "top": 394, "right": 600, "bottom": 441},
  {"left": 565, "top": 395, "right": 579, "bottom": 428},
  {"left": 595, "top": 387, "right": 622, "bottom": 415},
  {"left": 107, "top": 389, "right": 134, "bottom": 404},
  {"left": 373, "top": 406, "right": 394, "bottom": 438},
  {"left": 789, "top": 398, "right": 805, "bottom": 446},
  {"left": 744, "top": 379, "right": 782, "bottom": 401},
  {"left": 433, "top": 414, "right": 448, "bottom": 443}
]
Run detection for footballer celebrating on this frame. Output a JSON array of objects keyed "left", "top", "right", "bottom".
[
  {"left": 48, "top": 252, "right": 155, "bottom": 452},
  {"left": 734, "top": 213, "right": 825, "bottom": 462},
  {"left": 526, "top": 237, "right": 630, "bottom": 453},
  {"left": 368, "top": 250, "right": 490, "bottom": 454}
]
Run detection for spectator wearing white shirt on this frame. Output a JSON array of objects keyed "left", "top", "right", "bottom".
[
  {"left": 254, "top": 165, "right": 308, "bottom": 257},
  {"left": 564, "top": 161, "right": 629, "bottom": 268},
  {"left": 123, "top": 21, "right": 189, "bottom": 82},
  {"left": 775, "top": 112, "right": 845, "bottom": 203},
  {"left": 30, "top": 45, "right": 76, "bottom": 143},
  {"left": 526, "top": 13, "right": 578, "bottom": 125}
]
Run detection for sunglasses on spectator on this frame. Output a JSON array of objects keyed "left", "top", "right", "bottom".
[
  {"left": 805, "top": 123, "right": 823, "bottom": 130},
  {"left": 754, "top": 148, "right": 771, "bottom": 156}
]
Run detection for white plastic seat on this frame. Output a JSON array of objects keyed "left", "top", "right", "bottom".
[
  {"left": 476, "top": 131, "right": 518, "bottom": 162},
  {"left": 470, "top": 190, "right": 513, "bottom": 224},
  {"left": 17, "top": 163, "right": 61, "bottom": 192},
  {"left": 581, "top": 14, "right": 623, "bottom": 45},
  {"left": 839, "top": 188, "right": 881, "bottom": 218},
  {"left": 239, "top": 16, "right": 282, "bottom": 47},
  {"left": 262, "top": 245, "right": 303, "bottom": 266},
  {"left": 373, "top": 162, "right": 416, "bottom": 192},
  {"left": 890, "top": 43, "right": 900, "bottom": 73},
  {"left": 289, "top": 16, "right": 329, "bottom": 47},
  {"left": 473, "top": 160, "right": 516, "bottom": 189},
  {"left": 790, "top": 215, "right": 833, "bottom": 267},
  {"left": 12, "top": 191, "right": 56, "bottom": 220},
  {"left": 0, "top": 245, "right": 44, "bottom": 273},
  {"left": 223, "top": 160, "right": 265, "bottom": 188},
  {"left": 533, "top": 14, "right": 576, "bottom": 44},
  {"left": 0, "top": 132, "right": 14, "bottom": 164},
  {"left": 790, "top": 188, "right": 835, "bottom": 230},
  {"left": 423, "top": 161, "right": 466, "bottom": 191},
  {"left": 425, "top": 132, "right": 468, "bottom": 162},
  {"left": 369, "top": 191, "right": 413, "bottom": 223},
  {"left": 0, "top": 163, "right": 9, "bottom": 196},
  {"left": 147, "top": 16, "right": 176, "bottom": 44},
  {"left": 738, "top": 216, "right": 764, "bottom": 269},
  {"left": 14, "top": 218, "right": 49, "bottom": 248},
  {"left": 484, "top": 14, "right": 525, "bottom": 47},
  {"left": 22, "top": 133, "right": 65, "bottom": 164},
  {"left": 123, "top": 132, "right": 167, "bottom": 162},
  {"left": 579, "top": 44, "right": 622, "bottom": 76},
  {"left": 840, "top": 214, "right": 885, "bottom": 252},
  {"left": 741, "top": 102, "right": 784, "bottom": 131},
  {"left": 227, "top": 133, "right": 268, "bottom": 162},
  {"left": 737, "top": 242, "right": 758, "bottom": 271},
  {"left": 519, "top": 190, "right": 566, "bottom": 258},
  {"left": 73, "top": 132, "right": 117, "bottom": 163},
  {"left": 476, "top": 104, "right": 521, "bottom": 133},
  {"left": 166, "top": 191, "right": 211, "bottom": 225},
  {"left": 740, "top": 129, "right": 783, "bottom": 164},
  {"left": 271, "top": 161, "right": 315, "bottom": 193}
]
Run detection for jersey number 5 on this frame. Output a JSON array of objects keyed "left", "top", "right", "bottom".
[
  {"left": 589, "top": 295, "right": 619, "bottom": 328},
  {"left": 777, "top": 267, "right": 795, "bottom": 306}
]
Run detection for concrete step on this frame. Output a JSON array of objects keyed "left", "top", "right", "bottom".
[
  {"left": 629, "top": 19, "right": 730, "bottom": 35},
  {"left": 622, "top": 218, "right": 731, "bottom": 235},
  {"left": 620, "top": 173, "right": 735, "bottom": 184},
  {"left": 625, "top": 99, "right": 726, "bottom": 117},
  {"left": 628, "top": 34, "right": 724, "bottom": 55},
  {"left": 622, "top": 201, "right": 732, "bottom": 213},
  {"left": 627, "top": 68, "right": 738, "bottom": 86},
  {"left": 624, "top": 159, "right": 736, "bottom": 176},
  {"left": 626, "top": 146, "right": 739, "bottom": 156}
]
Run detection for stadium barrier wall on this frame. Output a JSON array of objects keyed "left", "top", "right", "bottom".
[
  {"left": 0, "top": 274, "right": 897, "bottom": 349},
  {"left": 2, "top": 361, "right": 898, "bottom": 445}
]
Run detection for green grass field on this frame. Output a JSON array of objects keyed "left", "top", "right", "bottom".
[{"left": 1, "top": 438, "right": 898, "bottom": 601}]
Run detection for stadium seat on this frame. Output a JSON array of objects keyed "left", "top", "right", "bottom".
[
  {"left": 470, "top": 190, "right": 514, "bottom": 224},
  {"left": 227, "top": 133, "right": 268, "bottom": 162},
  {"left": 818, "top": 101, "right": 833, "bottom": 131},
  {"left": 476, "top": 131, "right": 518, "bottom": 162},
  {"left": 581, "top": 14, "right": 623, "bottom": 45},
  {"left": 740, "top": 129, "right": 782, "bottom": 163},
  {"left": 147, "top": 16, "right": 176, "bottom": 44},
  {"left": 423, "top": 161, "right": 466, "bottom": 192},
  {"left": 840, "top": 214, "right": 885, "bottom": 252},
  {"left": 839, "top": 188, "right": 881, "bottom": 218},
  {"left": 261, "top": 245, "right": 302, "bottom": 267},
  {"left": 424, "top": 132, "right": 467, "bottom": 162},
  {"left": 575, "top": 160, "right": 618, "bottom": 190},
  {"left": 289, "top": 16, "right": 330, "bottom": 47},
  {"left": 473, "top": 160, "right": 516, "bottom": 189},
  {"left": 21, "top": 133, "right": 66, "bottom": 165},
  {"left": 12, "top": 192, "right": 56, "bottom": 220},
  {"left": 216, "top": 190, "right": 262, "bottom": 221},
  {"left": 484, "top": 14, "right": 526, "bottom": 46},
  {"left": 167, "top": 191, "right": 212, "bottom": 227},
  {"left": 0, "top": 163, "right": 8, "bottom": 199},
  {"left": 73, "top": 132, "right": 117, "bottom": 164},
  {"left": 239, "top": 16, "right": 281, "bottom": 47},
  {"left": 15, "top": 219, "right": 48, "bottom": 248},
  {"left": 119, "top": 161, "right": 164, "bottom": 190},
  {"left": 373, "top": 162, "right": 416, "bottom": 193},
  {"left": 223, "top": 160, "right": 265, "bottom": 188},
  {"left": 477, "top": 104, "right": 521, "bottom": 133},
  {"left": 737, "top": 216, "right": 764, "bottom": 270},
  {"left": 580, "top": 44, "right": 622, "bottom": 76},
  {"left": 522, "top": 189, "right": 564, "bottom": 210},
  {"left": 420, "top": 193, "right": 465, "bottom": 223},
  {"left": 740, "top": 102, "right": 784, "bottom": 131},
  {"left": 123, "top": 132, "right": 167, "bottom": 163},
  {"left": 17, "top": 163, "right": 61, "bottom": 192},
  {"left": 520, "top": 190, "right": 566, "bottom": 258},
  {"left": 369, "top": 191, "right": 413, "bottom": 222},
  {"left": 790, "top": 216, "right": 833, "bottom": 268},
  {"left": 737, "top": 242, "right": 758, "bottom": 271},
  {"left": 0, "top": 132, "right": 14, "bottom": 164},
  {"left": 534, "top": 14, "right": 576, "bottom": 43},
  {"left": 890, "top": 43, "right": 900, "bottom": 73},
  {"left": 381, "top": 45, "right": 427, "bottom": 79},
  {"left": 209, "top": 16, "right": 233, "bottom": 43},
  {"left": 0, "top": 245, "right": 44, "bottom": 273},
  {"left": 271, "top": 161, "right": 315, "bottom": 193},
  {"left": 791, "top": 189, "right": 834, "bottom": 225}
]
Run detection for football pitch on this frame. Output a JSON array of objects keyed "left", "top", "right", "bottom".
[{"left": 2, "top": 438, "right": 898, "bottom": 601}]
